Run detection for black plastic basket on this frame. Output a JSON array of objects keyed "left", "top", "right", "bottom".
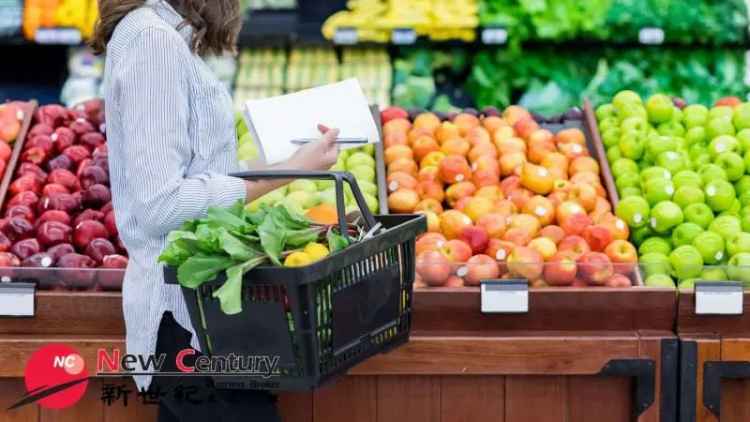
[{"left": 164, "top": 170, "right": 426, "bottom": 391}]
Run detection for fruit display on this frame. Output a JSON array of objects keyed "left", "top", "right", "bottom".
[
  {"left": 160, "top": 200, "right": 361, "bottom": 314},
  {"left": 247, "top": 144, "right": 380, "bottom": 217},
  {"left": 233, "top": 47, "right": 391, "bottom": 109},
  {"left": 322, "top": 0, "right": 478, "bottom": 43},
  {"left": 23, "top": 0, "right": 98, "bottom": 41},
  {"left": 479, "top": 0, "right": 747, "bottom": 45},
  {"left": 0, "top": 99, "right": 128, "bottom": 276},
  {"left": 235, "top": 111, "right": 259, "bottom": 167},
  {"left": 600, "top": 91, "right": 750, "bottom": 288},
  {"left": 381, "top": 105, "right": 636, "bottom": 288}
]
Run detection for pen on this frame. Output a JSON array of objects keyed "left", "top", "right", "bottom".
[{"left": 290, "top": 137, "right": 369, "bottom": 145}]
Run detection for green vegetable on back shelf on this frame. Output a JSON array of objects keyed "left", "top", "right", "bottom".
[{"left": 159, "top": 201, "right": 363, "bottom": 315}]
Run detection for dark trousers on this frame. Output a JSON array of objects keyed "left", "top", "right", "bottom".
[{"left": 151, "top": 312, "right": 281, "bottom": 422}]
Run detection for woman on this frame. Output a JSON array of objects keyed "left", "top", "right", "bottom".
[{"left": 91, "top": 1, "right": 339, "bottom": 420}]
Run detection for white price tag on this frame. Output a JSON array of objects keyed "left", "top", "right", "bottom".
[
  {"left": 695, "top": 281, "right": 744, "bottom": 315},
  {"left": 482, "top": 27, "right": 508, "bottom": 45},
  {"left": 333, "top": 27, "right": 358, "bottom": 45},
  {"left": 391, "top": 28, "right": 417, "bottom": 45},
  {"left": 638, "top": 27, "right": 665, "bottom": 45},
  {"left": 0, "top": 283, "right": 35, "bottom": 317},
  {"left": 480, "top": 280, "right": 528, "bottom": 314},
  {"left": 34, "top": 28, "right": 82, "bottom": 45}
]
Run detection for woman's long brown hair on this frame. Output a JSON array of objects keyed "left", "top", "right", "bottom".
[{"left": 91, "top": 0, "right": 242, "bottom": 56}]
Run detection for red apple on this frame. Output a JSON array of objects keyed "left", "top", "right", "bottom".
[
  {"left": 577, "top": 252, "right": 614, "bottom": 286},
  {"left": 463, "top": 254, "right": 500, "bottom": 286},
  {"left": 440, "top": 239, "right": 473, "bottom": 264},
  {"left": 416, "top": 233, "right": 447, "bottom": 255},
  {"left": 459, "top": 225, "right": 490, "bottom": 255},
  {"left": 582, "top": 225, "right": 613, "bottom": 252},
  {"left": 416, "top": 251, "right": 452, "bottom": 287},
  {"left": 605, "top": 273, "right": 632, "bottom": 288},
  {"left": 506, "top": 246, "right": 544, "bottom": 280},
  {"left": 558, "top": 235, "right": 591, "bottom": 259},
  {"left": 544, "top": 253, "right": 578, "bottom": 286},
  {"left": 604, "top": 239, "right": 638, "bottom": 275}
]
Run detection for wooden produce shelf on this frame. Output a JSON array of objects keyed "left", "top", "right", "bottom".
[{"left": 677, "top": 290, "right": 750, "bottom": 422}]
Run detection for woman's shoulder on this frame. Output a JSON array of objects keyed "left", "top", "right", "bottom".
[{"left": 108, "top": 7, "right": 188, "bottom": 57}]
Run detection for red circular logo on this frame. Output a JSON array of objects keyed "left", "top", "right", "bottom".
[{"left": 24, "top": 344, "right": 89, "bottom": 409}]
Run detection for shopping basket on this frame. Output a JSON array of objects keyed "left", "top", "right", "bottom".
[{"left": 164, "top": 170, "right": 426, "bottom": 391}]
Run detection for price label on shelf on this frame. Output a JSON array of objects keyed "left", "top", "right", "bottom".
[
  {"left": 480, "top": 280, "right": 528, "bottom": 314},
  {"left": 333, "top": 27, "right": 358, "bottom": 45},
  {"left": 638, "top": 27, "right": 665, "bottom": 45},
  {"left": 0, "top": 282, "right": 35, "bottom": 317},
  {"left": 482, "top": 27, "right": 508, "bottom": 45},
  {"left": 34, "top": 28, "right": 82, "bottom": 45},
  {"left": 695, "top": 281, "right": 744, "bottom": 315},
  {"left": 392, "top": 28, "right": 417, "bottom": 45}
]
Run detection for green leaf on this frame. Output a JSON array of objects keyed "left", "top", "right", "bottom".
[
  {"left": 177, "top": 254, "right": 235, "bottom": 289},
  {"left": 158, "top": 242, "right": 192, "bottom": 267},
  {"left": 195, "top": 224, "right": 221, "bottom": 254},
  {"left": 207, "top": 205, "right": 248, "bottom": 232},
  {"left": 218, "top": 228, "right": 259, "bottom": 261},
  {"left": 258, "top": 217, "right": 285, "bottom": 266},
  {"left": 212, "top": 256, "right": 266, "bottom": 315},
  {"left": 270, "top": 205, "right": 310, "bottom": 231},
  {"left": 286, "top": 227, "right": 322, "bottom": 248},
  {"left": 327, "top": 228, "right": 350, "bottom": 253}
]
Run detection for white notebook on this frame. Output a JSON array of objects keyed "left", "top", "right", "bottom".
[{"left": 243, "top": 79, "right": 379, "bottom": 165}]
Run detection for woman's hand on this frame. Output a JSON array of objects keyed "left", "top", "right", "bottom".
[{"left": 287, "top": 125, "right": 340, "bottom": 171}]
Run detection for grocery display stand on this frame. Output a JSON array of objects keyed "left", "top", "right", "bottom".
[{"left": 677, "top": 290, "right": 750, "bottom": 422}]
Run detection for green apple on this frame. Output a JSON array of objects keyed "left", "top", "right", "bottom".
[
  {"left": 646, "top": 274, "right": 676, "bottom": 288},
  {"left": 672, "top": 107, "right": 684, "bottom": 123},
  {"left": 285, "top": 190, "right": 321, "bottom": 209},
  {"left": 709, "top": 215, "right": 742, "bottom": 240},
  {"left": 632, "top": 225, "right": 655, "bottom": 246},
  {"left": 715, "top": 152, "right": 745, "bottom": 181},
  {"left": 621, "top": 116, "right": 650, "bottom": 133},
  {"left": 596, "top": 103, "right": 616, "bottom": 120},
  {"left": 720, "top": 199, "right": 742, "bottom": 217},
  {"left": 613, "top": 90, "right": 643, "bottom": 110},
  {"left": 279, "top": 197, "right": 305, "bottom": 215},
  {"left": 678, "top": 279, "right": 697, "bottom": 289},
  {"left": 708, "top": 135, "right": 740, "bottom": 159},
  {"left": 727, "top": 252, "right": 750, "bottom": 284},
  {"left": 644, "top": 178, "right": 675, "bottom": 206},
  {"left": 735, "top": 176, "right": 750, "bottom": 196},
  {"left": 683, "top": 203, "right": 714, "bottom": 229},
  {"left": 619, "top": 104, "right": 648, "bottom": 121},
  {"left": 611, "top": 158, "right": 639, "bottom": 179},
  {"left": 602, "top": 128, "right": 621, "bottom": 148},
  {"left": 615, "top": 173, "right": 641, "bottom": 191},
  {"left": 360, "top": 144, "right": 375, "bottom": 156},
  {"left": 742, "top": 191, "right": 750, "bottom": 208},
  {"left": 349, "top": 165, "right": 375, "bottom": 183},
  {"left": 672, "top": 222, "right": 704, "bottom": 247},
  {"left": 641, "top": 252, "right": 672, "bottom": 278},
  {"left": 599, "top": 117, "right": 618, "bottom": 132},
  {"left": 727, "top": 232, "right": 750, "bottom": 256},
  {"left": 701, "top": 267, "right": 728, "bottom": 281},
  {"left": 705, "top": 180, "right": 736, "bottom": 212},
  {"left": 363, "top": 193, "right": 378, "bottom": 213},
  {"left": 607, "top": 146, "right": 622, "bottom": 162},
  {"left": 346, "top": 152, "right": 375, "bottom": 169},
  {"left": 699, "top": 164, "right": 728, "bottom": 185},
  {"left": 357, "top": 180, "right": 378, "bottom": 197},
  {"left": 684, "top": 126, "right": 707, "bottom": 147},
  {"left": 683, "top": 104, "right": 709, "bottom": 128},
  {"left": 287, "top": 179, "right": 318, "bottom": 193},
  {"left": 319, "top": 188, "right": 337, "bottom": 206},
  {"left": 736, "top": 129, "right": 750, "bottom": 153},
  {"left": 707, "top": 116, "right": 736, "bottom": 140},
  {"left": 743, "top": 151, "right": 750, "bottom": 175},
  {"left": 670, "top": 245, "right": 704, "bottom": 280},
  {"left": 741, "top": 209, "right": 750, "bottom": 231},
  {"left": 690, "top": 151, "right": 712, "bottom": 168},
  {"left": 616, "top": 196, "right": 650, "bottom": 228},
  {"left": 620, "top": 187, "right": 643, "bottom": 198},
  {"left": 693, "top": 231, "right": 725, "bottom": 264},
  {"left": 641, "top": 166, "right": 672, "bottom": 183},
  {"left": 656, "top": 151, "right": 688, "bottom": 175},
  {"left": 646, "top": 94, "right": 674, "bottom": 123},
  {"left": 673, "top": 170, "right": 703, "bottom": 189},
  {"left": 619, "top": 133, "right": 645, "bottom": 160},
  {"left": 710, "top": 105, "right": 735, "bottom": 120},
  {"left": 650, "top": 201, "right": 684, "bottom": 233},
  {"left": 657, "top": 121, "right": 685, "bottom": 137},
  {"left": 639, "top": 236, "right": 673, "bottom": 256},
  {"left": 672, "top": 186, "right": 705, "bottom": 209},
  {"left": 645, "top": 135, "right": 679, "bottom": 160},
  {"left": 733, "top": 103, "right": 750, "bottom": 130}
]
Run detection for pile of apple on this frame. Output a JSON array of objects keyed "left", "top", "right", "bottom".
[
  {"left": 0, "top": 100, "right": 128, "bottom": 280},
  {"left": 380, "top": 105, "right": 637, "bottom": 288},
  {"left": 600, "top": 91, "right": 750, "bottom": 288},
  {"left": 247, "top": 145, "right": 380, "bottom": 215}
]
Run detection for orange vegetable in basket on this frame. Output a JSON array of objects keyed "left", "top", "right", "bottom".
[{"left": 305, "top": 204, "right": 338, "bottom": 225}]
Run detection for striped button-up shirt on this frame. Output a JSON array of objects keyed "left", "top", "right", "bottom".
[{"left": 103, "top": 0, "right": 247, "bottom": 390}]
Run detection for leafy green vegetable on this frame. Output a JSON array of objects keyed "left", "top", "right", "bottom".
[
  {"left": 212, "top": 257, "right": 265, "bottom": 315},
  {"left": 327, "top": 229, "right": 350, "bottom": 253},
  {"left": 177, "top": 254, "right": 235, "bottom": 289}
]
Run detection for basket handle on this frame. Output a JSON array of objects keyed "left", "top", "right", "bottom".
[{"left": 229, "top": 170, "right": 377, "bottom": 239}]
